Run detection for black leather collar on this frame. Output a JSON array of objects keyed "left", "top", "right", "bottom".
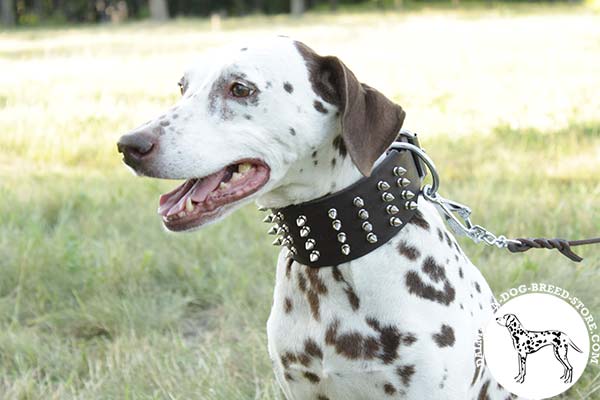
[{"left": 263, "top": 131, "right": 426, "bottom": 268}]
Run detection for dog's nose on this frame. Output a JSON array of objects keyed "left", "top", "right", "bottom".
[{"left": 117, "top": 132, "right": 157, "bottom": 167}]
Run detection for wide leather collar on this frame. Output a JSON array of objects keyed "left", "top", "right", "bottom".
[{"left": 263, "top": 131, "right": 426, "bottom": 268}]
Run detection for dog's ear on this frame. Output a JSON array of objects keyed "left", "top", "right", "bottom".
[{"left": 296, "top": 43, "right": 405, "bottom": 176}]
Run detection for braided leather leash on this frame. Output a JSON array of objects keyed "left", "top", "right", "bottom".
[
  {"left": 507, "top": 238, "right": 600, "bottom": 263},
  {"left": 393, "top": 131, "right": 599, "bottom": 263}
]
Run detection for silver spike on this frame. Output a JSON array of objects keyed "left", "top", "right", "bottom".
[
  {"left": 296, "top": 215, "right": 306, "bottom": 227},
  {"left": 332, "top": 220, "right": 342, "bottom": 231},
  {"left": 353, "top": 197, "right": 364, "bottom": 208},
  {"left": 286, "top": 250, "right": 294, "bottom": 258},
  {"left": 257, "top": 206, "right": 268, "bottom": 212},
  {"left": 405, "top": 201, "right": 418, "bottom": 210},
  {"left": 337, "top": 232, "right": 347, "bottom": 243},
  {"left": 300, "top": 226, "right": 311, "bottom": 237},
  {"left": 272, "top": 237, "right": 283, "bottom": 246},
  {"left": 366, "top": 233, "right": 378, "bottom": 243},
  {"left": 362, "top": 221, "right": 373, "bottom": 232},
  {"left": 276, "top": 226, "right": 286, "bottom": 236},
  {"left": 263, "top": 214, "right": 275, "bottom": 223},
  {"left": 390, "top": 217, "right": 402, "bottom": 227},
  {"left": 377, "top": 181, "right": 390, "bottom": 191},
  {"left": 281, "top": 237, "right": 291, "bottom": 247},
  {"left": 288, "top": 246, "right": 297, "bottom": 255},
  {"left": 397, "top": 177, "right": 410, "bottom": 188},
  {"left": 401, "top": 190, "right": 415, "bottom": 200},
  {"left": 328, "top": 208, "right": 338, "bottom": 219},
  {"left": 381, "top": 192, "right": 395, "bottom": 202},
  {"left": 386, "top": 205, "right": 400, "bottom": 215},
  {"left": 358, "top": 209, "right": 369, "bottom": 220},
  {"left": 305, "top": 238, "right": 316, "bottom": 251},
  {"left": 267, "top": 225, "right": 278, "bottom": 235},
  {"left": 272, "top": 215, "right": 282, "bottom": 224},
  {"left": 309, "top": 251, "right": 320, "bottom": 262},
  {"left": 341, "top": 244, "right": 350, "bottom": 255},
  {"left": 393, "top": 166, "right": 407, "bottom": 176}
]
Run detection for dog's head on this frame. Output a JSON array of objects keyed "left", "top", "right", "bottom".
[
  {"left": 496, "top": 313, "right": 519, "bottom": 327},
  {"left": 117, "top": 37, "right": 405, "bottom": 232}
]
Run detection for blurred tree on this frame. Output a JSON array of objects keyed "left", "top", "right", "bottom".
[
  {"left": 1, "top": 0, "right": 15, "bottom": 25},
  {"left": 290, "top": 0, "right": 304, "bottom": 16},
  {"left": 149, "top": 0, "right": 167, "bottom": 20}
]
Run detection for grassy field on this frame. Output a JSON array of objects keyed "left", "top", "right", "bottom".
[{"left": 1, "top": 5, "right": 600, "bottom": 399}]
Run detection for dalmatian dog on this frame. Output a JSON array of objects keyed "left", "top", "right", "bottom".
[
  {"left": 117, "top": 37, "right": 518, "bottom": 399},
  {"left": 496, "top": 313, "right": 583, "bottom": 384}
]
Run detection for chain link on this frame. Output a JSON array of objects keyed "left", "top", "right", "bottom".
[{"left": 391, "top": 138, "right": 520, "bottom": 250}]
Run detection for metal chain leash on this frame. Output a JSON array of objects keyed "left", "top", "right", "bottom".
[{"left": 390, "top": 131, "right": 599, "bottom": 262}]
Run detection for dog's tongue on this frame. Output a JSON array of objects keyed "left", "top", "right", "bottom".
[{"left": 158, "top": 169, "right": 227, "bottom": 217}]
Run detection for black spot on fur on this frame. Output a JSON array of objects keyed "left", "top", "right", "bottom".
[
  {"left": 383, "top": 383, "right": 396, "bottom": 395},
  {"left": 313, "top": 100, "right": 328, "bottom": 114},
  {"left": 331, "top": 158, "right": 336, "bottom": 167},
  {"left": 284, "top": 297, "right": 293, "bottom": 313},
  {"left": 312, "top": 150, "right": 318, "bottom": 158},
  {"left": 289, "top": 127, "right": 296, "bottom": 136},
  {"left": 283, "top": 82, "right": 294, "bottom": 93},
  {"left": 444, "top": 232, "right": 453, "bottom": 248},
  {"left": 244, "top": 114, "right": 252, "bottom": 120},
  {"left": 303, "top": 371, "right": 320, "bottom": 384},
  {"left": 422, "top": 257, "right": 445, "bottom": 282},
  {"left": 397, "top": 364, "right": 415, "bottom": 386},
  {"left": 397, "top": 241, "right": 421, "bottom": 261},
  {"left": 409, "top": 210, "right": 430, "bottom": 230},
  {"left": 240, "top": 47, "right": 247, "bottom": 51},
  {"left": 405, "top": 258, "right": 455, "bottom": 305},
  {"left": 432, "top": 324, "right": 455, "bottom": 347},
  {"left": 285, "top": 257, "right": 293, "bottom": 279},
  {"left": 332, "top": 135, "right": 347, "bottom": 158}
]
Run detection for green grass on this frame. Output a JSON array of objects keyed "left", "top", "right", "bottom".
[{"left": 1, "top": 5, "right": 600, "bottom": 399}]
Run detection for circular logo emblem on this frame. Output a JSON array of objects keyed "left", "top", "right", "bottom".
[{"left": 483, "top": 293, "right": 589, "bottom": 399}]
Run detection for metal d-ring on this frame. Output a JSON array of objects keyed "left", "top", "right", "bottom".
[{"left": 388, "top": 141, "right": 440, "bottom": 198}]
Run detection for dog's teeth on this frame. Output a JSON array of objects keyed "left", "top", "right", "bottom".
[
  {"left": 185, "top": 198, "right": 194, "bottom": 212},
  {"left": 231, "top": 172, "right": 243, "bottom": 182},
  {"left": 219, "top": 182, "right": 230, "bottom": 190},
  {"left": 238, "top": 163, "right": 252, "bottom": 174}
]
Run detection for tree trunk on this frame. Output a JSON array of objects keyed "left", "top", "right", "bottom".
[
  {"left": 290, "top": 0, "right": 304, "bottom": 17},
  {"left": 149, "top": 0, "right": 169, "bottom": 21},
  {"left": 1, "top": 0, "right": 15, "bottom": 26},
  {"left": 329, "top": 0, "right": 338, "bottom": 11}
]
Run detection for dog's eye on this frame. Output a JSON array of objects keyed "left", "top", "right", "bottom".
[{"left": 230, "top": 82, "right": 254, "bottom": 98}]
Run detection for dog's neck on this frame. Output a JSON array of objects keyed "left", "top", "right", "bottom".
[
  {"left": 507, "top": 321, "right": 523, "bottom": 332},
  {"left": 258, "top": 129, "right": 363, "bottom": 209}
]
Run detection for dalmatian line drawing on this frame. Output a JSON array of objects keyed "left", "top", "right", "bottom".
[{"left": 496, "top": 313, "right": 583, "bottom": 384}]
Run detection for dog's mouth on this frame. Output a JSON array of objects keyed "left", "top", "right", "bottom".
[{"left": 158, "top": 159, "right": 270, "bottom": 231}]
